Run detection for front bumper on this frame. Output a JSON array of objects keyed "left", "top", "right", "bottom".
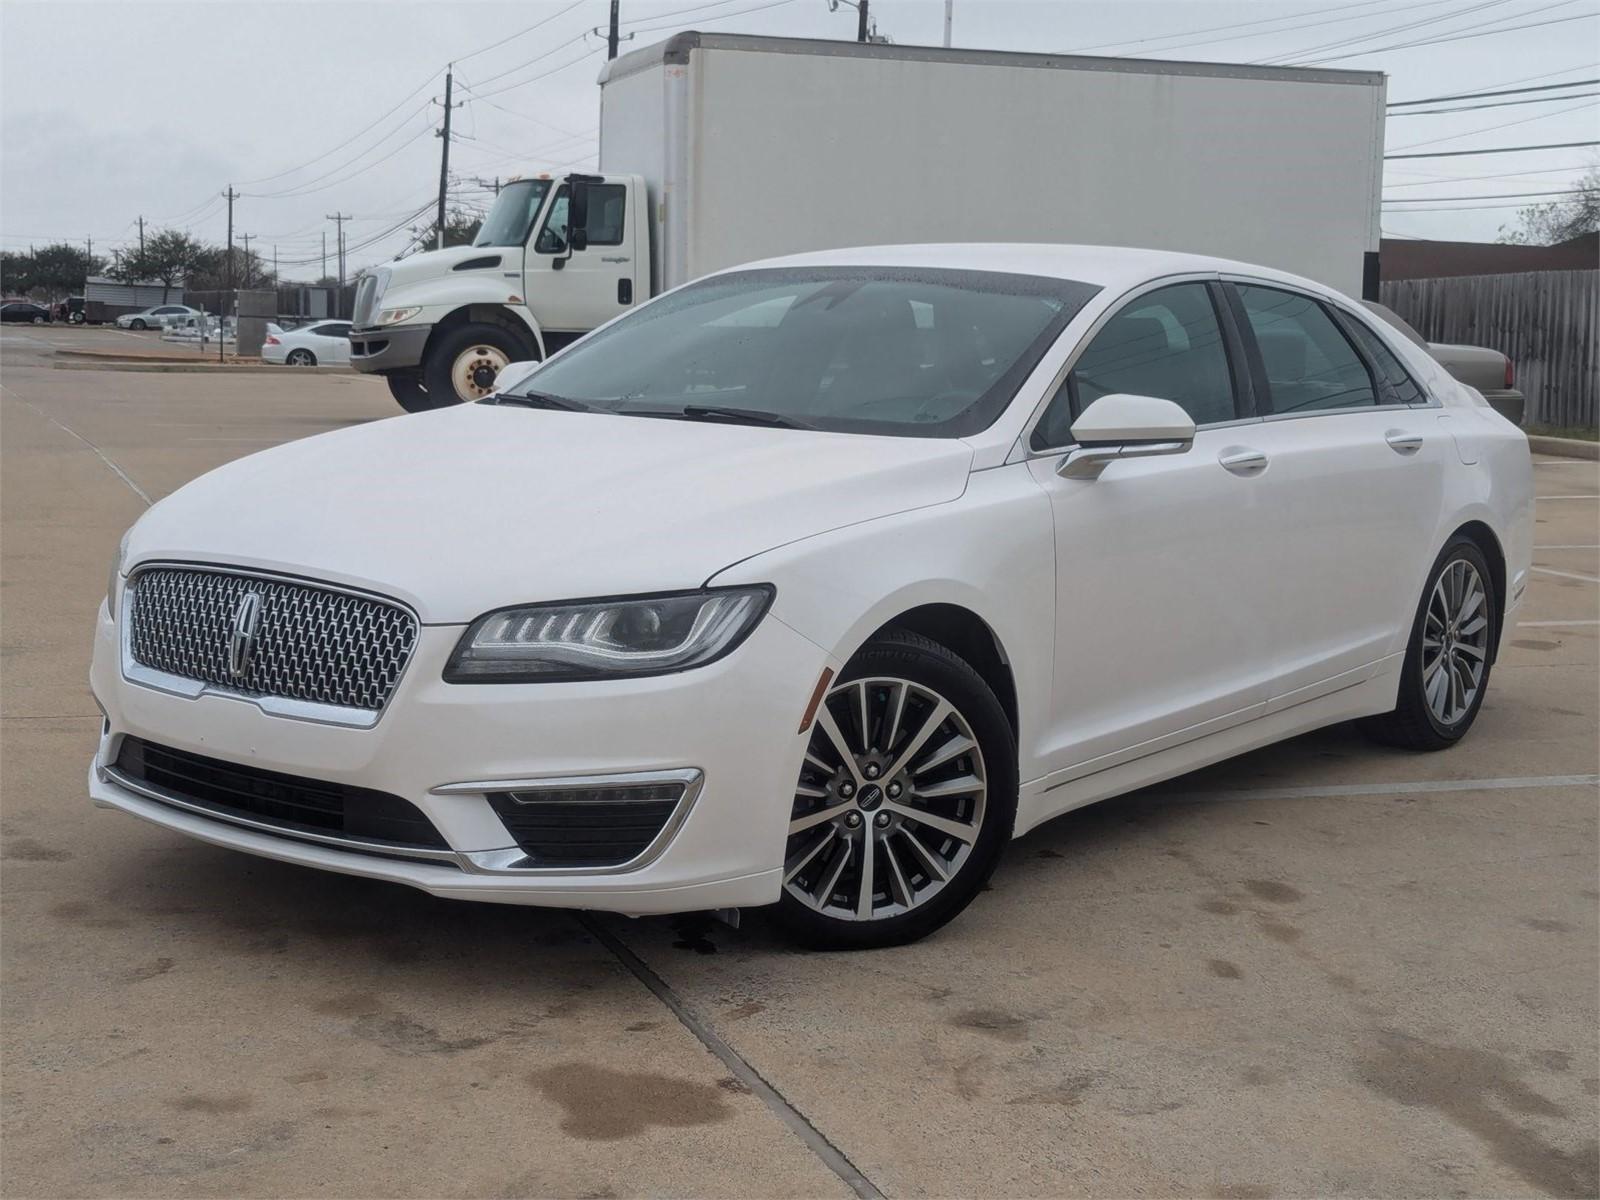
[
  {"left": 348, "top": 323, "right": 430, "bottom": 374},
  {"left": 89, "top": 600, "right": 834, "bottom": 914}
]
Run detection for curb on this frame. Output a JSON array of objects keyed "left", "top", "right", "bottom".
[
  {"left": 53, "top": 360, "right": 357, "bottom": 375},
  {"left": 1527, "top": 434, "right": 1599, "bottom": 461}
]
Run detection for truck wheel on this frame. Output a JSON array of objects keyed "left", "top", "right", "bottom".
[
  {"left": 386, "top": 372, "right": 436, "bottom": 414},
  {"left": 425, "top": 324, "right": 532, "bottom": 405}
]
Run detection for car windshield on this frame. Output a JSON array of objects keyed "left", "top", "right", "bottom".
[
  {"left": 473, "top": 179, "right": 554, "bottom": 248},
  {"left": 508, "top": 267, "right": 1100, "bottom": 437}
]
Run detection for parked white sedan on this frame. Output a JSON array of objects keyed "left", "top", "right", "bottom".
[
  {"left": 261, "top": 320, "right": 352, "bottom": 367},
  {"left": 90, "top": 245, "right": 1532, "bottom": 948},
  {"left": 115, "top": 304, "right": 200, "bottom": 330}
]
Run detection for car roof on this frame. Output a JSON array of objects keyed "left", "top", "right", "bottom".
[{"left": 727, "top": 243, "right": 1348, "bottom": 302}]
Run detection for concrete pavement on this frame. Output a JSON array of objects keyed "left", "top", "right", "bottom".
[{"left": 3, "top": 328, "right": 1595, "bottom": 1198}]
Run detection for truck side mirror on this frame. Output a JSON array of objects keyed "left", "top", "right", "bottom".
[{"left": 568, "top": 181, "right": 590, "bottom": 245}]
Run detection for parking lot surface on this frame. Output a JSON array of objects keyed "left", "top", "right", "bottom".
[{"left": 3, "top": 325, "right": 1597, "bottom": 1199}]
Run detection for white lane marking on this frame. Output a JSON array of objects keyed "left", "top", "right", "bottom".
[
  {"left": 1531, "top": 566, "right": 1600, "bottom": 584},
  {"left": 1519, "top": 618, "right": 1600, "bottom": 627},
  {"left": 1533, "top": 459, "right": 1596, "bottom": 466},
  {"left": 0, "top": 385, "right": 152, "bottom": 505},
  {"left": 1537, "top": 495, "right": 1600, "bottom": 500},
  {"left": 1537, "top": 544, "right": 1600, "bottom": 550},
  {"left": 1160, "top": 774, "right": 1598, "bottom": 804}
]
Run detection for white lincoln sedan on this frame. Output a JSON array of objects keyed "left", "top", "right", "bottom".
[{"left": 89, "top": 245, "right": 1533, "bottom": 948}]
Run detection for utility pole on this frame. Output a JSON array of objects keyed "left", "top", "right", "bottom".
[
  {"left": 137, "top": 215, "right": 145, "bottom": 259},
  {"left": 607, "top": 0, "right": 619, "bottom": 58},
  {"left": 221, "top": 186, "right": 238, "bottom": 363},
  {"left": 321, "top": 231, "right": 327, "bottom": 283},
  {"left": 435, "top": 67, "right": 455, "bottom": 250},
  {"left": 326, "top": 213, "right": 350, "bottom": 314},
  {"left": 85, "top": 236, "right": 93, "bottom": 263},
  {"left": 858, "top": 0, "right": 868, "bottom": 43},
  {"left": 240, "top": 233, "right": 254, "bottom": 288},
  {"left": 272, "top": 244, "right": 278, "bottom": 282},
  {"left": 943, "top": 0, "right": 952, "bottom": 47}
]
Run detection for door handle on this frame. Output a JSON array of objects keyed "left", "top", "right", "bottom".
[
  {"left": 1219, "top": 448, "right": 1269, "bottom": 476},
  {"left": 1386, "top": 430, "right": 1424, "bottom": 455}
]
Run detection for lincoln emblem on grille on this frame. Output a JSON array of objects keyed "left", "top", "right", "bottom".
[{"left": 228, "top": 591, "right": 264, "bottom": 679}]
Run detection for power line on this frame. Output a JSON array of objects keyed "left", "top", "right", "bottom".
[
  {"left": 1061, "top": 0, "right": 1403, "bottom": 56},
  {"left": 1258, "top": 0, "right": 1516, "bottom": 65},
  {"left": 1381, "top": 198, "right": 1582, "bottom": 210},
  {"left": 1383, "top": 162, "right": 1595, "bottom": 185},
  {"left": 1389, "top": 96, "right": 1598, "bottom": 151},
  {"left": 1386, "top": 139, "right": 1600, "bottom": 159},
  {"left": 1388, "top": 61, "right": 1599, "bottom": 104},
  {"left": 1383, "top": 186, "right": 1592, "bottom": 201},
  {"left": 243, "top": 105, "right": 434, "bottom": 198},
  {"left": 1389, "top": 76, "right": 1600, "bottom": 106},
  {"left": 1388, "top": 91, "right": 1599, "bottom": 116},
  {"left": 1299, "top": 9, "right": 1600, "bottom": 64},
  {"left": 453, "top": 0, "right": 589, "bottom": 64}
]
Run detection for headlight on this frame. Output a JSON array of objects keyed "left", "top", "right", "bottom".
[
  {"left": 378, "top": 306, "right": 421, "bottom": 325},
  {"left": 445, "top": 587, "right": 773, "bottom": 683},
  {"left": 107, "top": 529, "right": 131, "bottom": 620}
]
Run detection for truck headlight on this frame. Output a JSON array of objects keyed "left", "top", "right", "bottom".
[
  {"left": 378, "top": 306, "right": 421, "bottom": 325},
  {"left": 444, "top": 587, "right": 773, "bottom": 683},
  {"left": 107, "top": 529, "right": 131, "bottom": 621}
]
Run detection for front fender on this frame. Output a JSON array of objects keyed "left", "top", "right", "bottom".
[{"left": 708, "top": 464, "right": 1057, "bottom": 782}]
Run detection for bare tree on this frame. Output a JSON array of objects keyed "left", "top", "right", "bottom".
[{"left": 1498, "top": 166, "right": 1600, "bottom": 245}]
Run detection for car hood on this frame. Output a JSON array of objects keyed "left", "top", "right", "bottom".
[{"left": 126, "top": 406, "right": 975, "bottom": 623}]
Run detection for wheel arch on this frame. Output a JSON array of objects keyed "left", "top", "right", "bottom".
[
  {"left": 861, "top": 603, "right": 1019, "bottom": 739},
  {"left": 422, "top": 304, "right": 544, "bottom": 365},
  {"left": 1449, "top": 519, "right": 1508, "bottom": 663}
]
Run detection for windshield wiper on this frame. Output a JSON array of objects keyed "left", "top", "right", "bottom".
[
  {"left": 489, "top": 391, "right": 598, "bottom": 413},
  {"left": 671, "top": 404, "right": 815, "bottom": 430}
]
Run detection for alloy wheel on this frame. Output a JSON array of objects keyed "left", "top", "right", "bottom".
[
  {"left": 1423, "top": 558, "right": 1490, "bottom": 726},
  {"left": 785, "top": 676, "right": 987, "bottom": 922},
  {"left": 451, "top": 344, "right": 510, "bottom": 401}
]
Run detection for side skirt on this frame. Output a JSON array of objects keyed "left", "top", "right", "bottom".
[{"left": 1014, "top": 654, "right": 1403, "bottom": 836}]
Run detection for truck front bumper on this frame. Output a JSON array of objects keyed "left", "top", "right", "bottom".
[{"left": 349, "top": 324, "right": 430, "bottom": 374}]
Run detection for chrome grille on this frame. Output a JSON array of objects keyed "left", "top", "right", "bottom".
[
  {"left": 351, "top": 269, "right": 386, "bottom": 327},
  {"left": 127, "top": 567, "right": 417, "bottom": 713}
]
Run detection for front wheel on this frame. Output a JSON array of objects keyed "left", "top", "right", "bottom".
[
  {"left": 385, "top": 371, "right": 435, "bottom": 414},
  {"left": 32, "top": 316, "right": 45, "bottom": 325},
  {"left": 424, "top": 323, "right": 531, "bottom": 405},
  {"left": 129, "top": 318, "right": 147, "bottom": 330},
  {"left": 775, "top": 630, "right": 1017, "bottom": 949},
  {"left": 1362, "top": 537, "right": 1497, "bottom": 751}
]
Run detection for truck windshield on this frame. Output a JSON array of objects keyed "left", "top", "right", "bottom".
[
  {"left": 473, "top": 179, "right": 553, "bottom": 248},
  {"left": 505, "top": 267, "right": 1101, "bottom": 438}
]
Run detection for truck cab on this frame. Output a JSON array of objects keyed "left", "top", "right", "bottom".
[{"left": 350, "top": 172, "right": 648, "bottom": 411}]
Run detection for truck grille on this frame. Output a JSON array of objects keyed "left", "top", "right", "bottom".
[
  {"left": 127, "top": 567, "right": 417, "bottom": 714},
  {"left": 351, "top": 270, "right": 385, "bottom": 327},
  {"left": 115, "top": 737, "right": 450, "bottom": 853}
]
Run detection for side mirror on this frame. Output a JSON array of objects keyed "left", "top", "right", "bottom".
[
  {"left": 1058, "top": 393, "right": 1195, "bottom": 479},
  {"left": 567, "top": 179, "right": 590, "bottom": 253}
]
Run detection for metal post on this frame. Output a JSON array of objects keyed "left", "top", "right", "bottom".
[
  {"left": 436, "top": 68, "right": 454, "bottom": 250},
  {"left": 137, "top": 216, "right": 145, "bottom": 259},
  {"left": 858, "top": 0, "right": 868, "bottom": 42},
  {"left": 326, "top": 213, "right": 350, "bottom": 316},
  {"left": 222, "top": 185, "right": 238, "bottom": 363},
  {"left": 608, "top": 0, "right": 620, "bottom": 58},
  {"left": 321, "top": 231, "right": 327, "bottom": 282},
  {"left": 240, "top": 233, "right": 254, "bottom": 288},
  {"left": 943, "top": 0, "right": 952, "bottom": 47}
]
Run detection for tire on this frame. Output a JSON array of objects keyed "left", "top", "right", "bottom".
[
  {"left": 1361, "top": 536, "right": 1497, "bottom": 751},
  {"left": 385, "top": 371, "right": 436, "bottom": 414},
  {"left": 285, "top": 348, "right": 316, "bottom": 367},
  {"left": 423, "top": 322, "right": 532, "bottom": 405},
  {"left": 32, "top": 316, "right": 45, "bottom": 325},
  {"left": 774, "top": 629, "right": 1017, "bottom": 950},
  {"left": 69, "top": 312, "right": 85, "bottom": 325},
  {"left": 129, "top": 318, "right": 147, "bottom": 330}
]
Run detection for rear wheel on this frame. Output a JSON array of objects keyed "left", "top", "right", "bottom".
[
  {"left": 424, "top": 323, "right": 531, "bottom": 405},
  {"left": 285, "top": 348, "right": 316, "bottom": 366},
  {"left": 1362, "top": 537, "right": 1496, "bottom": 751},
  {"left": 775, "top": 630, "right": 1016, "bottom": 949}
]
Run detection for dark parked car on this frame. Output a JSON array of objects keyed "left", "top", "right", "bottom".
[{"left": 1, "top": 301, "right": 51, "bottom": 324}]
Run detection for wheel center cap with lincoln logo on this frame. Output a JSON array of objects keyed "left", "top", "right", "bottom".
[{"left": 856, "top": 783, "right": 884, "bottom": 811}]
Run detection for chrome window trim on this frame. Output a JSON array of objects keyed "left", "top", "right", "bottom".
[
  {"left": 433, "top": 768, "right": 705, "bottom": 876},
  {"left": 1018, "top": 271, "right": 1254, "bottom": 459},
  {"left": 99, "top": 764, "right": 463, "bottom": 865},
  {"left": 1220, "top": 273, "right": 1446, "bottom": 415},
  {"left": 119, "top": 561, "right": 420, "bottom": 730}
]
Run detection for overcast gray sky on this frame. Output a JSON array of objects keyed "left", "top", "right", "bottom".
[{"left": 4, "top": 0, "right": 1597, "bottom": 279}]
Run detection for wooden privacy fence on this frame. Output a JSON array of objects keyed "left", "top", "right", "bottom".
[{"left": 1380, "top": 269, "right": 1597, "bottom": 429}]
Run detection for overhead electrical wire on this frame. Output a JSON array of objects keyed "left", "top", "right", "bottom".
[
  {"left": 1062, "top": 0, "right": 1414, "bottom": 56},
  {"left": 1388, "top": 96, "right": 1598, "bottom": 151},
  {"left": 1386, "top": 139, "right": 1600, "bottom": 159},
  {"left": 1389, "top": 61, "right": 1599, "bottom": 104},
  {"left": 1383, "top": 162, "right": 1595, "bottom": 185},
  {"left": 1383, "top": 186, "right": 1592, "bottom": 201},
  {"left": 1298, "top": 9, "right": 1600, "bottom": 64},
  {"left": 1257, "top": 0, "right": 1518, "bottom": 65},
  {"left": 452, "top": 0, "right": 589, "bottom": 64},
  {"left": 1388, "top": 91, "right": 1599, "bottom": 115},
  {"left": 1389, "top": 77, "right": 1600, "bottom": 106}
]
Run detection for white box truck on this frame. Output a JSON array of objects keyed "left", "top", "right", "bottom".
[{"left": 350, "top": 33, "right": 1385, "bottom": 411}]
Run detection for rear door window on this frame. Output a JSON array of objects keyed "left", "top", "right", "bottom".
[
  {"left": 1343, "top": 316, "right": 1427, "bottom": 405},
  {"left": 1234, "top": 285, "right": 1377, "bottom": 414}
]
